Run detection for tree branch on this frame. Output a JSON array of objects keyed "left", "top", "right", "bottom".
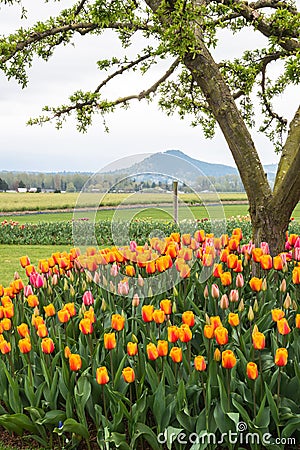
[
  {"left": 216, "top": 0, "right": 300, "bottom": 52},
  {"left": 259, "top": 52, "right": 288, "bottom": 131},
  {"left": 273, "top": 105, "right": 300, "bottom": 198},
  {"left": 46, "top": 57, "right": 180, "bottom": 120}
]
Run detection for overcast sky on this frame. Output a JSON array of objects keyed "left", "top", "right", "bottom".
[{"left": 0, "top": 1, "right": 297, "bottom": 173}]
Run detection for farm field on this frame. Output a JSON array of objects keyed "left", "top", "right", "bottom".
[
  {"left": 0, "top": 245, "right": 68, "bottom": 286},
  {"left": 0, "top": 192, "right": 248, "bottom": 212}
]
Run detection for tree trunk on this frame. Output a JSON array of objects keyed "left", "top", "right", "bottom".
[{"left": 249, "top": 203, "right": 291, "bottom": 256}]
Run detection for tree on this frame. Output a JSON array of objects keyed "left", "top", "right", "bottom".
[{"left": 0, "top": 0, "right": 299, "bottom": 253}]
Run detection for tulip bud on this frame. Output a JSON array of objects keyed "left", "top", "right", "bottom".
[
  {"left": 262, "top": 279, "right": 267, "bottom": 291},
  {"left": 52, "top": 274, "right": 58, "bottom": 286},
  {"left": 238, "top": 298, "right": 245, "bottom": 312},
  {"left": 220, "top": 294, "right": 229, "bottom": 310},
  {"left": 282, "top": 263, "right": 288, "bottom": 273},
  {"left": 101, "top": 299, "right": 107, "bottom": 312},
  {"left": 214, "top": 348, "right": 221, "bottom": 362},
  {"left": 236, "top": 273, "right": 244, "bottom": 288},
  {"left": 252, "top": 324, "right": 259, "bottom": 335},
  {"left": 14, "top": 271, "right": 20, "bottom": 280},
  {"left": 69, "top": 271, "right": 74, "bottom": 282},
  {"left": 172, "top": 300, "right": 177, "bottom": 314},
  {"left": 70, "top": 285, "right": 75, "bottom": 297},
  {"left": 148, "top": 286, "right": 153, "bottom": 297},
  {"left": 253, "top": 299, "right": 259, "bottom": 313},
  {"left": 93, "top": 271, "right": 100, "bottom": 284},
  {"left": 229, "top": 289, "right": 239, "bottom": 303},
  {"left": 248, "top": 306, "right": 254, "bottom": 322},
  {"left": 43, "top": 278, "right": 47, "bottom": 289},
  {"left": 110, "top": 281, "right": 116, "bottom": 293},
  {"left": 292, "top": 300, "right": 298, "bottom": 311},
  {"left": 132, "top": 293, "right": 140, "bottom": 307},
  {"left": 131, "top": 333, "right": 138, "bottom": 343},
  {"left": 102, "top": 276, "right": 107, "bottom": 288},
  {"left": 86, "top": 271, "right": 93, "bottom": 283},
  {"left": 173, "top": 286, "right": 178, "bottom": 297},
  {"left": 138, "top": 274, "right": 144, "bottom": 287},
  {"left": 211, "top": 283, "right": 219, "bottom": 299},
  {"left": 203, "top": 285, "right": 209, "bottom": 299},
  {"left": 205, "top": 313, "right": 210, "bottom": 325},
  {"left": 47, "top": 285, "right": 53, "bottom": 296},
  {"left": 283, "top": 293, "right": 292, "bottom": 309},
  {"left": 63, "top": 279, "right": 69, "bottom": 291},
  {"left": 280, "top": 279, "right": 287, "bottom": 293}
]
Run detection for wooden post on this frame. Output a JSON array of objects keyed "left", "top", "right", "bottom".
[{"left": 173, "top": 181, "right": 178, "bottom": 224}]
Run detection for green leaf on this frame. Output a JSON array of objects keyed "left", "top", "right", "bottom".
[
  {"left": 217, "top": 374, "right": 229, "bottom": 413},
  {"left": 145, "top": 362, "right": 159, "bottom": 393},
  {"left": 109, "top": 432, "right": 131, "bottom": 449},
  {"left": 254, "top": 395, "right": 270, "bottom": 429},
  {"left": 265, "top": 383, "right": 279, "bottom": 426},
  {"left": 54, "top": 418, "right": 89, "bottom": 440},
  {"left": 281, "top": 416, "right": 300, "bottom": 438},
  {"left": 153, "top": 379, "right": 165, "bottom": 432},
  {"left": 36, "top": 410, "right": 66, "bottom": 426},
  {"left": 132, "top": 422, "right": 160, "bottom": 450},
  {"left": 232, "top": 394, "right": 251, "bottom": 424}
]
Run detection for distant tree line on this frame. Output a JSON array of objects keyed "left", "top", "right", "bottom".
[{"left": 0, "top": 172, "right": 245, "bottom": 193}]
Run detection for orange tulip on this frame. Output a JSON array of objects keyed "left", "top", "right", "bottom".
[
  {"left": 214, "top": 348, "right": 221, "bottom": 361},
  {"left": 79, "top": 318, "right": 93, "bottom": 335},
  {"left": 125, "top": 265, "right": 135, "bottom": 277},
  {"left": 181, "top": 234, "right": 191, "bottom": 246},
  {"left": 249, "top": 277, "right": 263, "bottom": 292},
  {"left": 18, "top": 337, "right": 32, "bottom": 354},
  {"left": 246, "top": 362, "right": 258, "bottom": 380},
  {"left": 64, "top": 346, "right": 71, "bottom": 359},
  {"left": 260, "top": 255, "right": 272, "bottom": 270},
  {"left": 64, "top": 303, "right": 76, "bottom": 317},
  {"left": 169, "top": 347, "right": 182, "bottom": 363},
  {"left": 69, "top": 354, "right": 82, "bottom": 371},
  {"left": 271, "top": 309, "right": 285, "bottom": 322},
  {"left": 20, "top": 255, "right": 30, "bottom": 268},
  {"left": 43, "top": 303, "right": 56, "bottom": 317},
  {"left": 296, "top": 314, "right": 300, "bottom": 328},
  {"left": 222, "top": 350, "right": 236, "bottom": 369},
  {"left": 39, "top": 260, "right": 49, "bottom": 274},
  {"left": 3, "top": 304, "right": 14, "bottom": 319},
  {"left": 194, "top": 230, "right": 205, "bottom": 243},
  {"left": 228, "top": 313, "right": 239, "bottom": 327},
  {"left": 104, "top": 333, "right": 116, "bottom": 350},
  {"left": 96, "top": 366, "right": 109, "bottom": 385},
  {"left": 1, "top": 318, "right": 11, "bottom": 331},
  {"left": 252, "top": 248, "right": 263, "bottom": 263},
  {"left": 122, "top": 367, "right": 135, "bottom": 383},
  {"left": 179, "top": 264, "right": 190, "bottom": 278},
  {"left": 273, "top": 256, "right": 283, "bottom": 271},
  {"left": 147, "top": 343, "right": 159, "bottom": 361},
  {"left": 233, "top": 260, "right": 243, "bottom": 273},
  {"left": 232, "top": 228, "right": 242, "bottom": 241},
  {"left": 228, "top": 238, "right": 239, "bottom": 251},
  {"left": 220, "top": 249, "right": 229, "bottom": 263},
  {"left": 275, "top": 348, "right": 288, "bottom": 367},
  {"left": 292, "top": 267, "right": 300, "bottom": 284},
  {"left": 17, "top": 323, "right": 30, "bottom": 338},
  {"left": 0, "top": 339, "right": 11, "bottom": 354},
  {"left": 179, "top": 324, "right": 192, "bottom": 343},
  {"left": 227, "top": 254, "right": 238, "bottom": 270},
  {"left": 194, "top": 355, "right": 206, "bottom": 371},
  {"left": 127, "top": 342, "right": 138, "bottom": 356},
  {"left": 277, "top": 318, "right": 291, "bottom": 335},
  {"left": 160, "top": 299, "right": 172, "bottom": 315},
  {"left": 84, "top": 307, "right": 96, "bottom": 324},
  {"left": 146, "top": 261, "right": 156, "bottom": 274},
  {"left": 32, "top": 315, "right": 44, "bottom": 330},
  {"left": 57, "top": 309, "right": 70, "bottom": 323},
  {"left": 252, "top": 331, "right": 265, "bottom": 350},
  {"left": 111, "top": 314, "right": 125, "bottom": 331},
  {"left": 157, "top": 340, "right": 168, "bottom": 357},
  {"left": 168, "top": 325, "right": 179, "bottom": 343},
  {"left": 210, "top": 316, "right": 222, "bottom": 330},
  {"left": 213, "top": 264, "right": 223, "bottom": 278},
  {"left": 142, "top": 305, "right": 154, "bottom": 322},
  {"left": 41, "top": 337, "right": 55, "bottom": 354},
  {"left": 153, "top": 309, "right": 165, "bottom": 324},
  {"left": 37, "top": 323, "right": 48, "bottom": 338},
  {"left": 215, "top": 326, "right": 229, "bottom": 346},
  {"left": 204, "top": 324, "right": 214, "bottom": 339},
  {"left": 220, "top": 272, "right": 232, "bottom": 286},
  {"left": 27, "top": 295, "right": 39, "bottom": 308},
  {"left": 182, "top": 311, "right": 195, "bottom": 327}
]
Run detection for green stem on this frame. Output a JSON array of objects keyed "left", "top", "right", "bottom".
[
  {"left": 226, "top": 369, "right": 231, "bottom": 411},
  {"left": 110, "top": 351, "right": 114, "bottom": 380},
  {"left": 253, "top": 381, "right": 256, "bottom": 418},
  {"left": 277, "top": 368, "right": 281, "bottom": 408},
  {"left": 102, "top": 385, "right": 107, "bottom": 422}
]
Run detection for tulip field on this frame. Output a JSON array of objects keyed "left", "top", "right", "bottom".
[{"left": 0, "top": 228, "right": 300, "bottom": 449}]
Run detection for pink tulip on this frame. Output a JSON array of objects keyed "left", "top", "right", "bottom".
[
  {"left": 211, "top": 283, "right": 219, "bottom": 299},
  {"left": 130, "top": 241, "right": 137, "bottom": 252},
  {"left": 118, "top": 280, "right": 129, "bottom": 296},
  {"left": 236, "top": 273, "right": 244, "bottom": 288},
  {"left": 220, "top": 294, "right": 229, "bottom": 309},
  {"left": 83, "top": 291, "right": 94, "bottom": 306},
  {"left": 110, "top": 264, "right": 119, "bottom": 277},
  {"left": 260, "top": 242, "right": 270, "bottom": 255},
  {"left": 229, "top": 289, "right": 239, "bottom": 302},
  {"left": 24, "top": 285, "right": 34, "bottom": 297}
]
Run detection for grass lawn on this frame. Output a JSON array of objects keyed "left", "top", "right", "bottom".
[{"left": 0, "top": 245, "right": 69, "bottom": 286}]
